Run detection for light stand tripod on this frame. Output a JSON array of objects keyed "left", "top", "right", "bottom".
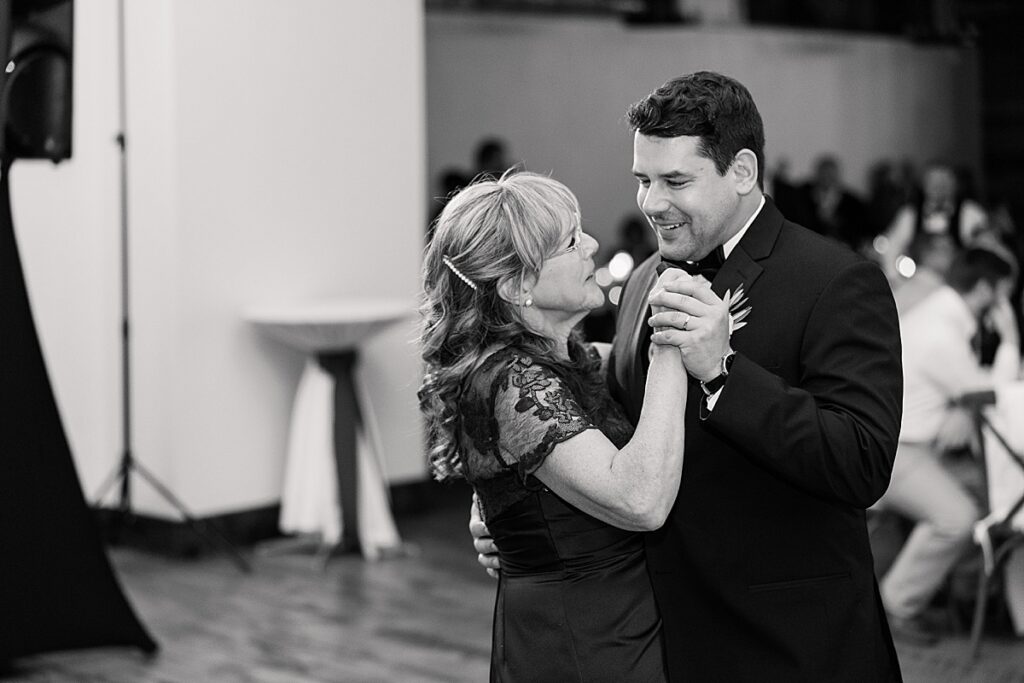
[{"left": 92, "top": 0, "right": 249, "bottom": 573}]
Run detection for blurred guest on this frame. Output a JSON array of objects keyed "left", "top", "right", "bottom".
[
  {"left": 875, "top": 246, "right": 1020, "bottom": 645},
  {"left": 427, "top": 167, "right": 470, "bottom": 242},
  {"left": 986, "top": 196, "right": 1024, "bottom": 340},
  {"left": 988, "top": 196, "right": 1023, "bottom": 267},
  {"left": 866, "top": 159, "right": 912, "bottom": 240},
  {"left": 766, "top": 157, "right": 805, "bottom": 221},
  {"left": 971, "top": 232, "right": 1020, "bottom": 366},
  {"left": 797, "top": 154, "right": 870, "bottom": 252},
  {"left": 610, "top": 213, "right": 657, "bottom": 265},
  {"left": 892, "top": 234, "right": 957, "bottom": 314},
  {"left": 880, "top": 160, "right": 988, "bottom": 284},
  {"left": 471, "top": 137, "right": 514, "bottom": 180}
]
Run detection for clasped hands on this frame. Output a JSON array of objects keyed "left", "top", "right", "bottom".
[{"left": 647, "top": 269, "right": 732, "bottom": 382}]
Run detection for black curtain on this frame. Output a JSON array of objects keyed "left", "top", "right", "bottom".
[{"left": 0, "top": 156, "right": 157, "bottom": 663}]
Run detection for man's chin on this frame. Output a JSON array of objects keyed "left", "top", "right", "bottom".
[
  {"left": 658, "top": 246, "right": 697, "bottom": 262},
  {"left": 655, "top": 234, "right": 697, "bottom": 261}
]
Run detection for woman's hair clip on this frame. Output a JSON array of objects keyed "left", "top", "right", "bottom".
[{"left": 442, "top": 255, "right": 478, "bottom": 291}]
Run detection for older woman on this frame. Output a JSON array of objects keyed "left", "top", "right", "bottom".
[{"left": 418, "top": 171, "right": 688, "bottom": 682}]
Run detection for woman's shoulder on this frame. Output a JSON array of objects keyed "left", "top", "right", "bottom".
[
  {"left": 483, "top": 344, "right": 579, "bottom": 374},
  {"left": 466, "top": 342, "right": 603, "bottom": 399},
  {"left": 476, "top": 345, "right": 538, "bottom": 376},
  {"left": 466, "top": 346, "right": 554, "bottom": 397}
]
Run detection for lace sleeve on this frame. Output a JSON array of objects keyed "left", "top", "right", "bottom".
[{"left": 493, "top": 355, "right": 595, "bottom": 480}]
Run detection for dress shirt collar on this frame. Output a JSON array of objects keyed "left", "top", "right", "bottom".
[{"left": 723, "top": 195, "right": 765, "bottom": 258}]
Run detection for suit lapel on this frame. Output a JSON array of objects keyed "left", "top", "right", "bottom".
[
  {"left": 711, "top": 249, "right": 761, "bottom": 302},
  {"left": 711, "top": 196, "right": 785, "bottom": 306}
]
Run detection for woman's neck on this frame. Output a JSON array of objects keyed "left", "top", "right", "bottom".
[
  {"left": 524, "top": 309, "right": 586, "bottom": 360},
  {"left": 544, "top": 325, "right": 574, "bottom": 361}
]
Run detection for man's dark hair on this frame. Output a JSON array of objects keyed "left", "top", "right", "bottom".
[
  {"left": 946, "top": 246, "right": 1014, "bottom": 294},
  {"left": 626, "top": 71, "right": 765, "bottom": 189}
]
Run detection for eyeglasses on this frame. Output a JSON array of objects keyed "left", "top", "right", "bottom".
[{"left": 550, "top": 212, "right": 584, "bottom": 259}]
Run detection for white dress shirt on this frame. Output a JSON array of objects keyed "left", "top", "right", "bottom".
[
  {"left": 899, "top": 285, "right": 1020, "bottom": 443},
  {"left": 722, "top": 195, "right": 765, "bottom": 259}
]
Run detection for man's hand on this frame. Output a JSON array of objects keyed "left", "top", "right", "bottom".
[
  {"left": 987, "top": 295, "right": 1020, "bottom": 347},
  {"left": 470, "top": 493, "right": 500, "bottom": 579},
  {"left": 648, "top": 275, "right": 731, "bottom": 381}
]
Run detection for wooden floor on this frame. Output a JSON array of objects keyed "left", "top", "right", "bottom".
[{"left": 3, "top": 488, "right": 1024, "bottom": 682}]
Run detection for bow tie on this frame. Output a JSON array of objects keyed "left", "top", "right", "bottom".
[{"left": 657, "top": 246, "right": 726, "bottom": 281}]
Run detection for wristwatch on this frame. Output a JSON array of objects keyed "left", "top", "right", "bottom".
[{"left": 700, "top": 349, "right": 736, "bottom": 397}]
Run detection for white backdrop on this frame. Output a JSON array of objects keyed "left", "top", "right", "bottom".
[{"left": 12, "top": 0, "right": 426, "bottom": 518}]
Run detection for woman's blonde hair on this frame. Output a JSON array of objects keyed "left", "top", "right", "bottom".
[{"left": 418, "top": 170, "right": 586, "bottom": 481}]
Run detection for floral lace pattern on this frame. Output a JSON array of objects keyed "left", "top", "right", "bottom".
[{"left": 460, "top": 345, "right": 634, "bottom": 521}]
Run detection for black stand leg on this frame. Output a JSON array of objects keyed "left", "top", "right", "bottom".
[
  {"left": 319, "top": 351, "right": 361, "bottom": 555},
  {"left": 95, "top": 457, "right": 253, "bottom": 574},
  {"left": 91, "top": 0, "right": 250, "bottom": 576}
]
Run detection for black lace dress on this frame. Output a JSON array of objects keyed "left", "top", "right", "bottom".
[{"left": 460, "top": 345, "right": 667, "bottom": 683}]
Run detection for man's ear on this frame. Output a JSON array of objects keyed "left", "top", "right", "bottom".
[{"left": 731, "top": 149, "right": 758, "bottom": 195}]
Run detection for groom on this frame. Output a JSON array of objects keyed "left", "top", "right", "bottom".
[
  {"left": 614, "top": 72, "right": 903, "bottom": 681},
  {"left": 474, "top": 71, "right": 903, "bottom": 681}
]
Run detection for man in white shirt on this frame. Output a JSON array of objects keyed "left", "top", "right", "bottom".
[{"left": 877, "top": 246, "right": 1020, "bottom": 644}]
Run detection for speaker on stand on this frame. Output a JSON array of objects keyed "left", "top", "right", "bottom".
[
  {"left": 0, "top": 0, "right": 71, "bottom": 162},
  {"left": 1, "top": 0, "right": 158, "bottom": 663}
]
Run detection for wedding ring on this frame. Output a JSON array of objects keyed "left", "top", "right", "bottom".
[{"left": 682, "top": 314, "right": 691, "bottom": 331}]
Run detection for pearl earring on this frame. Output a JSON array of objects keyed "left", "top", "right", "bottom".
[{"left": 524, "top": 297, "right": 533, "bottom": 307}]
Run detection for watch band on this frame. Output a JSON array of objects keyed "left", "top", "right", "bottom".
[{"left": 700, "top": 349, "right": 736, "bottom": 397}]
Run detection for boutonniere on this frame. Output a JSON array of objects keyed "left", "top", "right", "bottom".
[{"left": 727, "top": 286, "right": 751, "bottom": 336}]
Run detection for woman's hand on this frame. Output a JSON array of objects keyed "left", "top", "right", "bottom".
[
  {"left": 648, "top": 273, "right": 732, "bottom": 381},
  {"left": 648, "top": 268, "right": 693, "bottom": 320}
]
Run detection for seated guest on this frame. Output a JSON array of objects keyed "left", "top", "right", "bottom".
[
  {"left": 892, "top": 233, "right": 958, "bottom": 315},
  {"left": 879, "top": 160, "right": 988, "bottom": 285},
  {"left": 875, "top": 246, "right": 1020, "bottom": 645}
]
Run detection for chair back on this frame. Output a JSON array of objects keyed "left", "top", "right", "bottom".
[{"left": 978, "top": 383, "right": 1024, "bottom": 530}]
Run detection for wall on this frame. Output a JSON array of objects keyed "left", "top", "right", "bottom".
[
  {"left": 13, "top": 0, "right": 426, "bottom": 518},
  {"left": 9, "top": 8, "right": 982, "bottom": 519},
  {"left": 425, "top": 12, "right": 982, "bottom": 251}
]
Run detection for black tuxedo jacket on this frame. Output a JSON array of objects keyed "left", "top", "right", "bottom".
[{"left": 609, "top": 198, "right": 903, "bottom": 682}]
